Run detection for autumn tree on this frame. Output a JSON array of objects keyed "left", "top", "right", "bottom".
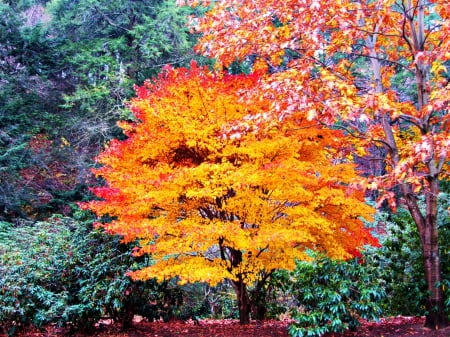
[
  {"left": 83, "top": 62, "right": 377, "bottom": 324},
  {"left": 178, "top": 0, "right": 450, "bottom": 329}
]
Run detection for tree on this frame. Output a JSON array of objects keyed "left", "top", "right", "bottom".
[
  {"left": 0, "top": 0, "right": 199, "bottom": 219},
  {"left": 43, "top": 1, "right": 201, "bottom": 217},
  {"left": 82, "top": 62, "right": 377, "bottom": 324},
  {"left": 47, "top": 0, "right": 197, "bottom": 121},
  {"left": 178, "top": 0, "right": 449, "bottom": 329},
  {"left": 0, "top": 1, "right": 66, "bottom": 218}
]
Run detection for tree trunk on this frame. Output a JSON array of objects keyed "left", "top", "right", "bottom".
[
  {"left": 250, "top": 279, "right": 269, "bottom": 321},
  {"left": 366, "top": 1, "right": 449, "bottom": 328},
  {"left": 402, "top": 181, "right": 449, "bottom": 329},
  {"left": 252, "top": 300, "right": 267, "bottom": 321},
  {"left": 232, "top": 279, "right": 251, "bottom": 324},
  {"left": 422, "top": 222, "right": 448, "bottom": 329},
  {"left": 405, "top": 1, "right": 447, "bottom": 328},
  {"left": 421, "top": 180, "right": 448, "bottom": 329}
]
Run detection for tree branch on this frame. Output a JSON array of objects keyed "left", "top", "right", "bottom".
[{"left": 94, "top": 6, "right": 132, "bottom": 32}]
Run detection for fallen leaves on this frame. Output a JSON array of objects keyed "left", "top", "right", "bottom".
[{"left": 8, "top": 317, "right": 450, "bottom": 337}]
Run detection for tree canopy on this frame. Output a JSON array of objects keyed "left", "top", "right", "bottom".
[{"left": 83, "top": 62, "right": 377, "bottom": 324}]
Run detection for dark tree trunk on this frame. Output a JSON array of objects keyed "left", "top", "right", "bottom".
[
  {"left": 252, "top": 301, "right": 267, "bottom": 321},
  {"left": 232, "top": 279, "right": 251, "bottom": 325},
  {"left": 422, "top": 186, "right": 448, "bottom": 329},
  {"left": 219, "top": 240, "right": 252, "bottom": 324},
  {"left": 250, "top": 278, "right": 271, "bottom": 321}
]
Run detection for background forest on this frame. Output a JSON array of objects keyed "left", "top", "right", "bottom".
[{"left": 0, "top": 1, "right": 449, "bottom": 336}]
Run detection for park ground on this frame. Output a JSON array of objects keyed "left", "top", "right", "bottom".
[{"left": 4, "top": 316, "right": 450, "bottom": 337}]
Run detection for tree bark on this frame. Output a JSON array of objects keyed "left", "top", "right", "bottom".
[
  {"left": 402, "top": 180, "right": 449, "bottom": 329},
  {"left": 422, "top": 224, "right": 448, "bottom": 330},
  {"left": 406, "top": 1, "right": 447, "bottom": 327},
  {"left": 232, "top": 278, "right": 251, "bottom": 324}
]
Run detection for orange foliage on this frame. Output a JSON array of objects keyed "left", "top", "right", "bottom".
[
  {"left": 179, "top": 0, "right": 449, "bottom": 201},
  {"left": 82, "top": 62, "right": 376, "bottom": 287},
  {"left": 178, "top": 0, "right": 449, "bottom": 327}
]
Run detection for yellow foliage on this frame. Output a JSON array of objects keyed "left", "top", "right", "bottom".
[{"left": 83, "top": 63, "right": 377, "bottom": 289}]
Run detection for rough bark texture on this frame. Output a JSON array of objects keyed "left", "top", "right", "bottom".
[
  {"left": 402, "top": 185, "right": 447, "bottom": 329},
  {"left": 408, "top": 1, "right": 447, "bottom": 328}
]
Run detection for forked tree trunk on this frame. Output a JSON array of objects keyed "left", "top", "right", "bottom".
[
  {"left": 219, "top": 240, "right": 252, "bottom": 324},
  {"left": 407, "top": 1, "right": 448, "bottom": 327}
]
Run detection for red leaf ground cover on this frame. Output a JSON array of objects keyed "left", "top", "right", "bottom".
[{"left": 4, "top": 317, "right": 450, "bottom": 337}]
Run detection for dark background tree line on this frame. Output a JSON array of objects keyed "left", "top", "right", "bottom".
[{"left": 1, "top": 0, "right": 200, "bottom": 219}]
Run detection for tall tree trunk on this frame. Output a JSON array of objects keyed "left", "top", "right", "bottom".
[
  {"left": 232, "top": 278, "right": 251, "bottom": 324},
  {"left": 403, "top": 181, "right": 449, "bottom": 329},
  {"left": 406, "top": 0, "right": 447, "bottom": 327},
  {"left": 422, "top": 220, "right": 447, "bottom": 329},
  {"left": 366, "top": 2, "right": 448, "bottom": 327}
]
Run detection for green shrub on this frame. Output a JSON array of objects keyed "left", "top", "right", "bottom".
[
  {"left": 363, "top": 208, "right": 427, "bottom": 316},
  {"left": 363, "top": 195, "right": 450, "bottom": 317},
  {"left": 0, "top": 219, "right": 73, "bottom": 335},
  {"left": 0, "top": 212, "right": 186, "bottom": 335},
  {"left": 288, "top": 255, "right": 385, "bottom": 337}
]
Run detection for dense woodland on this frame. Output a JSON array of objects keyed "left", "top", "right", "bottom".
[{"left": 0, "top": 1, "right": 449, "bottom": 336}]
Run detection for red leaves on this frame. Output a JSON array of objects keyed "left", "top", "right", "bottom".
[{"left": 13, "top": 316, "right": 448, "bottom": 337}]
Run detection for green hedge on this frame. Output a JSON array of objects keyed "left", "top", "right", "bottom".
[{"left": 0, "top": 212, "right": 182, "bottom": 335}]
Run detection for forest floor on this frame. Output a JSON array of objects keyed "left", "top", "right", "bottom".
[{"left": 5, "top": 316, "right": 450, "bottom": 337}]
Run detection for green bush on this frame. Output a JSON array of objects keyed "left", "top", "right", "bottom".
[
  {"left": 363, "top": 209, "right": 427, "bottom": 316},
  {"left": 288, "top": 255, "right": 385, "bottom": 337},
  {"left": 0, "top": 219, "right": 73, "bottom": 335},
  {"left": 363, "top": 194, "right": 450, "bottom": 317},
  {"left": 0, "top": 212, "right": 185, "bottom": 335}
]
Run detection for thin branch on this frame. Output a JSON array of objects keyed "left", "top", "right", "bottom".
[
  {"left": 332, "top": 123, "right": 393, "bottom": 150},
  {"left": 94, "top": 6, "right": 132, "bottom": 33},
  {"left": 256, "top": 245, "right": 269, "bottom": 258},
  {"left": 401, "top": 8, "right": 415, "bottom": 56},
  {"left": 349, "top": 52, "right": 415, "bottom": 75}
]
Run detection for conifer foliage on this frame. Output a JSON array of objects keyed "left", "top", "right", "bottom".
[{"left": 83, "top": 62, "right": 377, "bottom": 324}]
